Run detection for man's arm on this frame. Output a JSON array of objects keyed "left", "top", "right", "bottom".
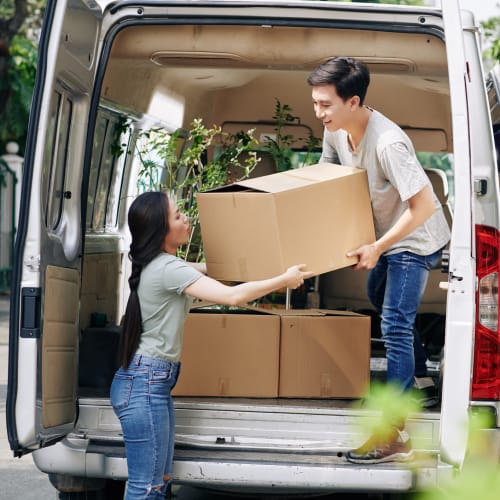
[{"left": 347, "top": 184, "right": 435, "bottom": 270}]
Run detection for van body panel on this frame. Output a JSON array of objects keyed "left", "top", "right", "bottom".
[{"left": 8, "top": 0, "right": 500, "bottom": 495}]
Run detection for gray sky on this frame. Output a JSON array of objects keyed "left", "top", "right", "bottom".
[{"left": 458, "top": 0, "right": 499, "bottom": 22}]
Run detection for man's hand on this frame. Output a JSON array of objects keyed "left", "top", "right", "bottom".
[{"left": 347, "top": 243, "right": 382, "bottom": 271}]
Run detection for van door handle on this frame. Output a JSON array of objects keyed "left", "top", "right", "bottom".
[{"left": 20, "top": 287, "right": 41, "bottom": 338}]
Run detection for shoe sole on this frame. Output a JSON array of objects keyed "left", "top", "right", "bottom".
[
  {"left": 421, "top": 397, "right": 440, "bottom": 409},
  {"left": 346, "top": 449, "right": 415, "bottom": 465}
]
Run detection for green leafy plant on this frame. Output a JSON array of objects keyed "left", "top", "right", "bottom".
[
  {"left": 260, "top": 98, "right": 321, "bottom": 172},
  {"left": 134, "top": 119, "right": 259, "bottom": 262},
  {"left": 131, "top": 101, "right": 319, "bottom": 264}
]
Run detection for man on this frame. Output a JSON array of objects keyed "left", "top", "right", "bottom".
[{"left": 307, "top": 57, "right": 450, "bottom": 464}]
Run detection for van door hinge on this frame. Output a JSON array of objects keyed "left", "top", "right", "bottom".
[
  {"left": 24, "top": 255, "right": 40, "bottom": 272},
  {"left": 441, "top": 249, "right": 450, "bottom": 274},
  {"left": 20, "top": 287, "right": 42, "bottom": 338},
  {"left": 474, "top": 178, "right": 487, "bottom": 196}
]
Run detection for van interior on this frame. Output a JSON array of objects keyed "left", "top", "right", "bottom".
[{"left": 69, "top": 21, "right": 452, "bottom": 411}]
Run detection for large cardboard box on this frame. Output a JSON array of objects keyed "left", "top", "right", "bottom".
[
  {"left": 279, "top": 310, "right": 370, "bottom": 399},
  {"left": 172, "top": 308, "right": 280, "bottom": 397},
  {"left": 197, "top": 163, "right": 375, "bottom": 281}
]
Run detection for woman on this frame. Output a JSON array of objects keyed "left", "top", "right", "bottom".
[{"left": 110, "top": 191, "right": 312, "bottom": 499}]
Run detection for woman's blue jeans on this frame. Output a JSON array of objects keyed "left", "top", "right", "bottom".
[
  {"left": 367, "top": 249, "right": 442, "bottom": 391},
  {"left": 110, "top": 354, "right": 180, "bottom": 499}
]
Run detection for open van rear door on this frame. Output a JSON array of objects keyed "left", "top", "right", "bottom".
[
  {"left": 439, "top": 0, "right": 482, "bottom": 467},
  {"left": 6, "top": 0, "right": 104, "bottom": 456}
]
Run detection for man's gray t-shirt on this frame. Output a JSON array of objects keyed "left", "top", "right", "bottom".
[
  {"left": 320, "top": 108, "right": 450, "bottom": 255},
  {"left": 136, "top": 253, "right": 202, "bottom": 362}
]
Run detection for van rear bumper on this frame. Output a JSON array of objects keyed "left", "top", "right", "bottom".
[{"left": 33, "top": 438, "right": 455, "bottom": 494}]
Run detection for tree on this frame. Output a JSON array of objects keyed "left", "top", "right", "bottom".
[
  {"left": 0, "top": 1, "right": 28, "bottom": 117},
  {"left": 481, "top": 16, "right": 500, "bottom": 67},
  {"left": 0, "top": 0, "right": 45, "bottom": 154}
]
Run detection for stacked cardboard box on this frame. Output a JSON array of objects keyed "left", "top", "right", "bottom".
[
  {"left": 172, "top": 306, "right": 370, "bottom": 399},
  {"left": 172, "top": 309, "right": 280, "bottom": 397},
  {"left": 278, "top": 310, "right": 370, "bottom": 398}
]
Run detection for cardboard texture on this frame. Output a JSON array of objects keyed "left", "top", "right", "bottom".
[
  {"left": 173, "top": 306, "right": 370, "bottom": 399},
  {"left": 197, "top": 163, "right": 375, "bottom": 281},
  {"left": 279, "top": 310, "right": 371, "bottom": 398},
  {"left": 172, "top": 309, "right": 281, "bottom": 397}
]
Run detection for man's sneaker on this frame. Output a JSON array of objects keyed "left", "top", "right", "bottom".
[
  {"left": 346, "top": 427, "right": 414, "bottom": 464},
  {"left": 413, "top": 376, "right": 439, "bottom": 409}
]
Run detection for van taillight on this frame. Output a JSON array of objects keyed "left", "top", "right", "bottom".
[{"left": 473, "top": 225, "right": 500, "bottom": 399}]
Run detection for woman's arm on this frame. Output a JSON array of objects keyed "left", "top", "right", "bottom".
[
  {"left": 184, "top": 265, "right": 314, "bottom": 306},
  {"left": 187, "top": 262, "right": 207, "bottom": 274}
]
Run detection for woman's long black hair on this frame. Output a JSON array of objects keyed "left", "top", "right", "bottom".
[{"left": 119, "top": 191, "right": 170, "bottom": 368}]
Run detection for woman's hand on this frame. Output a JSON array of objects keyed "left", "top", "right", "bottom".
[
  {"left": 185, "top": 264, "right": 314, "bottom": 306},
  {"left": 282, "top": 264, "right": 315, "bottom": 289}
]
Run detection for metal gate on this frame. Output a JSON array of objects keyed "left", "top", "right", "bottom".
[{"left": 0, "top": 158, "right": 17, "bottom": 293}]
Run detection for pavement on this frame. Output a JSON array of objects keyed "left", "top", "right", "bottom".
[{"left": 0, "top": 293, "right": 57, "bottom": 498}]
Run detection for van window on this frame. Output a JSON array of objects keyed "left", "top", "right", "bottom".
[
  {"left": 87, "top": 110, "right": 131, "bottom": 232},
  {"left": 486, "top": 75, "right": 500, "bottom": 170},
  {"left": 417, "top": 152, "right": 454, "bottom": 206},
  {"left": 41, "top": 89, "right": 73, "bottom": 230}
]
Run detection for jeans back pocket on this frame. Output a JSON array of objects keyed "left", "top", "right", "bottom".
[{"left": 110, "top": 373, "right": 134, "bottom": 412}]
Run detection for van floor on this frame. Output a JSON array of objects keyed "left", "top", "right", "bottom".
[
  {"left": 78, "top": 348, "right": 442, "bottom": 412},
  {"left": 78, "top": 369, "right": 442, "bottom": 414}
]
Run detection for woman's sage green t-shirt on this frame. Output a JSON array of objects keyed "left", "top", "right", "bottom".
[{"left": 136, "top": 252, "right": 202, "bottom": 362}]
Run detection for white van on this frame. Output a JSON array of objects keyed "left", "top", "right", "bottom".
[{"left": 7, "top": 0, "right": 500, "bottom": 498}]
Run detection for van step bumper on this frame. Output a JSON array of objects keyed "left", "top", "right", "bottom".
[
  {"left": 34, "top": 439, "right": 454, "bottom": 494},
  {"left": 174, "top": 447, "right": 453, "bottom": 494}
]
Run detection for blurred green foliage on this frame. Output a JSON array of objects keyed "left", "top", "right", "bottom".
[
  {"left": 482, "top": 16, "right": 500, "bottom": 66},
  {"left": 0, "top": 0, "right": 45, "bottom": 155},
  {"left": 416, "top": 408, "right": 500, "bottom": 500},
  {"left": 0, "top": 34, "right": 37, "bottom": 152}
]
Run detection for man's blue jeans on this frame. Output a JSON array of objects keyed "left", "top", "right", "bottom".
[
  {"left": 111, "top": 354, "right": 180, "bottom": 499},
  {"left": 367, "top": 249, "right": 442, "bottom": 391}
]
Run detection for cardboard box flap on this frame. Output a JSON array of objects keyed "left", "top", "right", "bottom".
[
  {"left": 315, "top": 309, "right": 368, "bottom": 318},
  {"left": 234, "top": 163, "right": 363, "bottom": 194},
  {"left": 277, "top": 308, "right": 368, "bottom": 318},
  {"left": 236, "top": 170, "right": 317, "bottom": 193},
  {"left": 284, "top": 163, "right": 362, "bottom": 182},
  {"left": 189, "top": 302, "right": 282, "bottom": 316},
  {"left": 189, "top": 304, "right": 368, "bottom": 319}
]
